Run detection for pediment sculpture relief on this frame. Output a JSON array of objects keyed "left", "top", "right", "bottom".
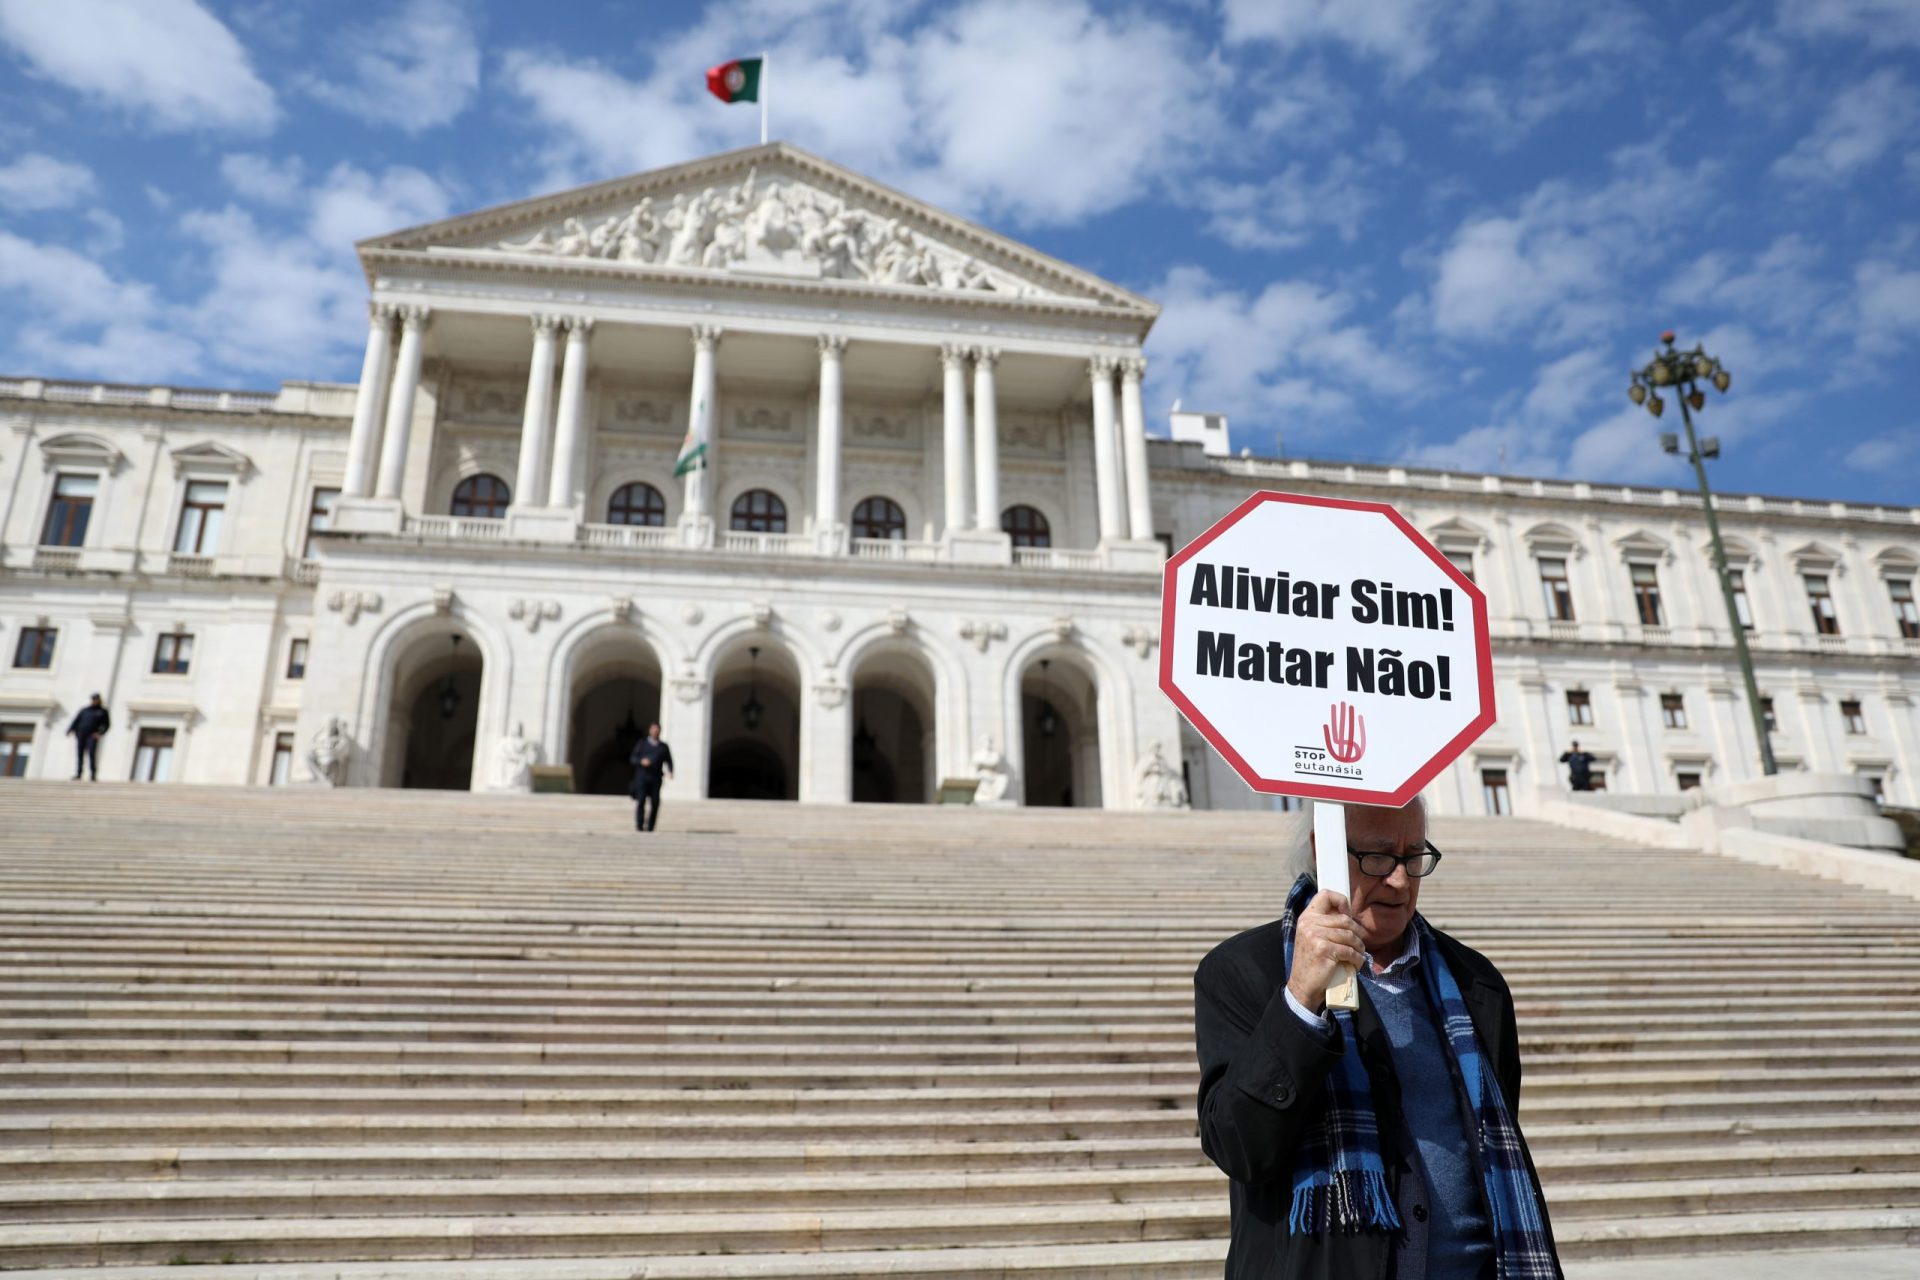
[{"left": 496, "top": 169, "right": 1049, "bottom": 297}]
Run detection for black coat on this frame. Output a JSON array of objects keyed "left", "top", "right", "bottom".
[
  {"left": 628, "top": 738, "right": 673, "bottom": 790},
  {"left": 1193, "top": 916, "right": 1558, "bottom": 1280},
  {"left": 68, "top": 705, "right": 110, "bottom": 738}
]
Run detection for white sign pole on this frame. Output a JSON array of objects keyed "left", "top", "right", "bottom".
[{"left": 1313, "top": 799, "right": 1360, "bottom": 1011}]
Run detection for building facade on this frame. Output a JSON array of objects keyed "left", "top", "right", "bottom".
[{"left": 3, "top": 144, "right": 1917, "bottom": 812}]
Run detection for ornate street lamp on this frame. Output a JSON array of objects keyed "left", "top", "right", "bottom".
[
  {"left": 1628, "top": 332, "right": 1776, "bottom": 776},
  {"left": 741, "top": 646, "right": 765, "bottom": 731},
  {"left": 1036, "top": 659, "right": 1058, "bottom": 738},
  {"left": 439, "top": 635, "right": 463, "bottom": 721}
]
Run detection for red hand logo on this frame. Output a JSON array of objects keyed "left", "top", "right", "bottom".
[{"left": 1324, "top": 701, "right": 1367, "bottom": 763}]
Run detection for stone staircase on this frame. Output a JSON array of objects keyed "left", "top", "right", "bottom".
[{"left": 2, "top": 783, "right": 1918, "bottom": 1277}]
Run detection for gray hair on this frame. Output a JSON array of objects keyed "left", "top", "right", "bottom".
[{"left": 1289, "top": 794, "right": 1429, "bottom": 881}]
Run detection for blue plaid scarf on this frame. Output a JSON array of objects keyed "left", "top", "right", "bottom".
[{"left": 1280, "top": 874, "right": 1561, "bottom": 1279}]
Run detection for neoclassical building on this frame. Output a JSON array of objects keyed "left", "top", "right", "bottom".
[{"left": 3, "top": 143, "right": 1917, "bottom": 813}]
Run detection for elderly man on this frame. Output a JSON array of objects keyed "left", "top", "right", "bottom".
[{"left": 1193, "top": 797, "right": 1560, "bottom": 1279}]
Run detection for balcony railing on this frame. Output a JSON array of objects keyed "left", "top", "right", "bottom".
[
  {"left": 405, "top": 515, "right": 508, "bottom": 542},
  {"left": 31, "top": 547, "right": 81, "bottom": 573},
  {"left": 1012, "top": 546, "right": 1102, "bottom": 572},
  {"left": 168, "top": 553, "right": 215, "bottom": 578},
  {"left": 851, "top": 537, "right": 942, "bottom": 562},
  {"left": 581, "top": 522, "right": 679, "bottom": 550},
  {"left": 717, "top": 530, "right": 813, "bottom": 557}
]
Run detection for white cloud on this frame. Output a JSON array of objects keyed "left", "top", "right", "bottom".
[
  {"left": 500, "top": 0, "right": 1223, "bottom": 228},
  {"left": 1189, "top": 158, "right": 1376, "bottom": 251},
  {"left": 305, "top": 164, "right": 452, "bottom": 249},
  {"left": 1778, "top": 0, "right": 1920, "bottom": 48},
  {"left": 174, "top": 206, "right": 364, "bottom": 375},
  {"left": 0, "top": 152, "right": 95, "bottom": 211},
  {"left": 304, "top": 0, "right": 481, "bottom": 133},
  {"left": 1774, "top": 69, "right": 1919, "bottom": 184},
  {"left": 1221, "top": 0, "right": 1445, "bottom": 73},
  {"left": 1144, "top": 265, "right": 1422, "bottom": 447},
  {"left": 0, "top": 229, "right": 198, "bottom": 378},
  {"left": 220, "top": 154, "right": 306, "bottom": 206},
  {"left": 0, "top": 0, "right": 277, "bottom": 132},
  {"left": 1854, "top": 260, "right": 1920, "bottom": 352},
  {"left": 1843, "top": 429, "right": 1918, "bottom": 471}
]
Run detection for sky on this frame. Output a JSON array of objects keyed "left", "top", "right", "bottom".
[{"left": 0, "top": 0, "right": 1916, "bottom": 505}]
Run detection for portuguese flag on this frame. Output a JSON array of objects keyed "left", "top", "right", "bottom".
[{"left": 706, "top": 57, "right": 762, "bottom": 104}]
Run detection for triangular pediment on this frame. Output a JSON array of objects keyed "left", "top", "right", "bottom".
[
  {"left": 169, "top": 440, "right": 253, "bottom": 477},
  {"left": 359, "top": 143, "right": 1154, "bottom": 316}
]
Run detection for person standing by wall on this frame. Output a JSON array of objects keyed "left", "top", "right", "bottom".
[{"left": 1559, "top": 742, "right": 1595, "bottom": 792}]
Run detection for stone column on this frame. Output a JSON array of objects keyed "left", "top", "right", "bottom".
[
  {"left": 941, "top": 345, "right": 971, "bottom": 534},
  {"left": 1088, "top": 356, "right": 1124, "bottom": 542},
  {"left": 681, "top": 326, "right": 722, "bottom": 534},
  {"left": 815, "top": 334, "right": 847, "bottom": 552},
  {"left": 1118, "top": 356, "right": 1153, "bottom": 541},
  {"left": 343, "top": 303, "right": 394, "bottom": 499},
  {"left": 373, "top": 306, "right": 429, "bottom": 501},
  {"left": 971, "top": 347, "right": 1000, "bottom": 532},
  {"left": 513, "top": 314, "right": 560, "bottom": 508},
  {"left": 545, "top": 317, "right": 593, "bottom": 511}
]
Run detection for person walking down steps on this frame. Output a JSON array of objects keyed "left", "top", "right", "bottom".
[
  {"left": 628, "top": 723, "right": 674, "bottom": 832},
  {"left": 67, "top": 694, "right": 110, "bottom": 781}
]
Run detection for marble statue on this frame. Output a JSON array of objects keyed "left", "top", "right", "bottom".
[
  {"left": 972, "top": 735, "right": 1014, "bottom": 806},
  {"left": 1133, "top": 741, "right": 1189, "bottom": 810},
  {"left": 492, "top": 170, "right": 1033, "bottom": 296},
  {"left": 305, "top": 717, "right": 352, "bottom": 787},
  {"left": 495, "top": 722, "right": 541, "bottom": 792}
]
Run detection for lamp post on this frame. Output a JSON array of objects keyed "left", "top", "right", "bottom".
[{"left": 1627, "top": 331, "right": 1776, "bottom": 776}]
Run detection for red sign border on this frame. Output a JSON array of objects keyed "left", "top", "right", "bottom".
[{"left": 1157, "top": 489, "right": 1496, "bottom": 808}]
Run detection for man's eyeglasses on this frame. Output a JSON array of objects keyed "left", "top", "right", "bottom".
[{"left": 1346, "top": 841, "right": 1443, "bottom": 878}]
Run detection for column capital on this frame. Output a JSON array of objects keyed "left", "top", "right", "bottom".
[
  {"left": 939, "top": 343, "right": 971, "bottom": 368},
  {"left": 1118, "top": 355, "right": 1147, "bottom": 382},
  {"left": 367, "top": 300, "right": 398, "bottom": 326},
  {"left": 971, "top": 345, "right": 1000, "bottom": 368},
  {"left": 690, "top": 323, "right": 723, "bottom": 350},
  {"left": 817, "top": 333, "right": 849, "bottom": 357},
  {"left": 530, "top": 313, "right": 562, "bottom": 335},
  {"left": 396, "top": 304, "right": 431, "bottom": 330},
  {"left": 1089, "top": 353, "right": 1121, "bottom": 377},
  {"left": 563, "top": 315, "right": 595, "bottom": 337}
]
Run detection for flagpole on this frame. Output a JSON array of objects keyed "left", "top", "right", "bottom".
[{"left": 760, "top": 50, "right": 769, "bottom": 144}]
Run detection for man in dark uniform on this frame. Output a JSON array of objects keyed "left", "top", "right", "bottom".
[
  {"left": 66, "top": 694, "right": 109, "bottom": 781},
  {"left": 628, "top": 723, "right": 673, "bottom": 832},
  {"left": 1558, "top": 741, "right": 1595, "bottom": 792},
  {"left": 1193, "top": 796, "right": 1560, "bottom": 1279}
]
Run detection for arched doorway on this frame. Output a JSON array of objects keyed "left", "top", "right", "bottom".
[
  {"left": 567, "top": 632, "right": 665, "bottom": 796},
  {"left": 384, "top": 628, "right": 484, "bottom": 790},
  {"left": 1020, "top": 654, "right": 1102, "bottom": 808},
  {"left": 708, "top": 640, "right": 801, "bottom": 801},
  {"left": 850, "top": 646, "right": 937, "bottom": 804}
]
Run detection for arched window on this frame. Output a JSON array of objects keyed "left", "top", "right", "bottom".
[
  {"left": 1002, "top": 504, "right": 1051, "bottom": 548},
  {"left": 730, "top": 489, "right": 787, "bottom": 533},
  {"left": 851, "top": 495, "right": 907, "bottom": 540},
  {"left": 451, "top": 473, "right": 510, "bottom": 518},
  {"left": 607, "top": 481, "right": 667, "bottom": 526}
]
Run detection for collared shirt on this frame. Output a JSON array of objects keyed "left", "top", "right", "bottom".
[{"left": 1283, "top": 926, "right": 1420, "bottom": 1028}]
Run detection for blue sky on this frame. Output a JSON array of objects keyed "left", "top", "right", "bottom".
[{"left": 1, "top": 0, "right": 1916, "bottom": 504}]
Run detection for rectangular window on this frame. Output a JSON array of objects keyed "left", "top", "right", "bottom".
[
  {"left": 270, "top": 731, "right": 295, "bottom": 785},
  {"left": 1481, "top": 768, "right": 1511, "bottom": 816},
  {"left": 173, "top": 480, "right": 228, "bottom": 555},
  {"left": 1444, "top": 549, "right": 1476, "bottom": 583},
  {"left": 1760, "top": 696, "right": 1777, "bottom": 732},
  {"left": 1864, "top": 774, "right": 1886, "bottom": 805},
  {"left": 132, "top": 727, "right": 175, "bottom": 783},
  {"left": 1841, "top": 699, "right": 1867, "bottom": 735},
  {"left": 1805, "top": 574, "right": 1840, "bottom": 635},
  {"left": 286, "top": 637, "right": 309, "bottom": 680},
  {"left": 1661, "top": 693, "right": 1688, "bottom": 730},
  {"left": 303, "top": 487, "right": 340, "bottom": 558},
  {"left": 1589, "top": 770, "right": 1608, "bottom": 793},
  {"left": 1727, "top": 568, "right": 1754, "bottom": 631},
  {"left": 0, "top": 722, "right": 31, "bottom": 778},
  {"left": 1676, "top": 770, "right": 1702, "bottom": 791},
  {"left": 1630, "top": 562, "right": 1664, "bottom": 626},
  {"left": 40, "top": 473, "right": 98, "bottom": 548},
  {"left": 152, "top": 633, "right": 193, "bottom": 676},
  {"left": 1538, "top": 558, "right": 1575, "bottom": 621},
  {"left": 1566, "top": 690, "right": 1594, "bottom": 725},
  {"left": 13, "top": 627, "right": 57, "bottom": 669},
  {"left": 1892, "top": 579, "right": 1919, "bottom": 640}
]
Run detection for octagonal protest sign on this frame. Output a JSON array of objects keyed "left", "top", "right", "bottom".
[{"left": 1159, "top": 490, "right": 1494, "bottom": 807}]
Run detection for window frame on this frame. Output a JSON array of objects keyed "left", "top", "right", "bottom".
[
  {"left": 173, "top": 479, "right": 229, "bottom": 555},
  {"left": 1660, "top": 692, "right": 1688, "bottom": 730},
  {"left": 286, "top": 637, "right": 309, "bottom": 680},
  {"left": 729, "top": 488, "right": 788, "bottom": 534},
  {"left": 303, "top": 486, "right": 341, "bottom": 558},
  {"left": 151, "top": 632, "right": 194, "bottom": 676},
  {"left": 1725, "top": 567, "right": 1755, "bottom": 631},
  {"left": 1840, "top": 699, "right": 1867, "bottom": 735},
  {"left": 1001, "top": 504, "right": 1052, "bottom": 549},
  {"left": 1629, "top": 561, "right": 1664, "bottom": 626},
  {"left": 850, "top": 495, "right": 908, "bottom": 541},
  {"left": 131, "top": 726, "right": 176, "bottom": 783},
  {"left": 0, "top": 722, "right": 32, "bottom": 778},
  {"left": 40, "top": 471, "right": 99, "bottom": 549},
  {"left": 450, "top": 473, "right": 511, "bottom": 519},
  {"left": 13, "top": 626, "right": 57, "bottom": 670},
  {"left": 270, "top": 731, "right": 295, "bottom": 785},
  {"left": 1890, "top": 578, "right": 1919, "bottom": 640},
  {"left": 1480, "top": 768, "right": 1511, "bottom": 816},
  {"left": 607, "top": 481, "right": 668, "bottom": 527},
  {"left": 1804, "top": 573, "right": 1840, "bottom": 636},
  {"left": 1537, "top": 556, "right": 1576, "bottom": 622}
]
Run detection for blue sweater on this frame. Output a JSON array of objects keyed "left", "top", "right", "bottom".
[{"left": 1361, "top": 962, "right": 1494, "bottom": 1280}]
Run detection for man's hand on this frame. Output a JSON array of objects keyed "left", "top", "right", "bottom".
[{"left": 1286, "top": 891, "right": 1368, "bottom": 1014}]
